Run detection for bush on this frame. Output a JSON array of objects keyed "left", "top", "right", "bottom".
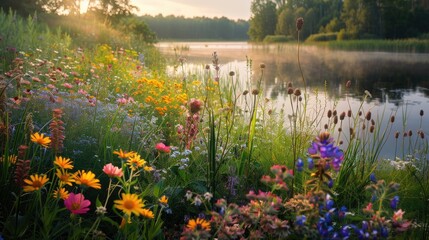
[
  {"left": 306, "top": 32, "right": 338, "bottom": 42},
  {"left": 263, "top": 35, "right": 295, "bottom": 43}
]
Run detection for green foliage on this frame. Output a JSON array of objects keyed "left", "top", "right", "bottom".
[
  {"left": 306, "top": 32, "right": 338, "bottom": 42},
  {"left": 263, "top": 35, "right": 295, "bottom": 42},
  {"left": 249, "top": 0, "right": 278, "bottom": 41}
]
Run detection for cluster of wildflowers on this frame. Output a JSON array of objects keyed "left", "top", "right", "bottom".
[
  {"left": 170, "top": 147, "right": 192, "bottom": 169},
  {"left": 178, "top": 98, "right": 203, "bottom": 149}
]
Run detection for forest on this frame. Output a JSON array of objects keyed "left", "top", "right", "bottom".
[{"left": 249, "top": 0, "right": 429, "bottom": 41}]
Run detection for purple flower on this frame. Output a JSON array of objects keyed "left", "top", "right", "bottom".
[
  {"left": 297, "top": 158, "right": 304, "bottom": 172},
  {"left": 326, "top": 199, "right": 334, "bottom": 210},
  {"left": 307, "top": 158, "right": 314, "bottom": 169},
  {"left": 370, "top": 173, "right": 377, "bottom": 183},
  {"left": 295, "top": 215, "right": 306, "bottom": 226},
  {"left": 390, "top": 195, "right": 399, "bottom": 209}
]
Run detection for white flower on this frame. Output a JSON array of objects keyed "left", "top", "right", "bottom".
[
  {"left": 204, "top": 192, "right": 213, "bottom": 201},
  {"left": 185, "top": 190, "right": 193, "bottom": 200}
]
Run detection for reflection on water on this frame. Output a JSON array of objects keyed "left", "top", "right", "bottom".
[{"left": 157, "top": 42, "right": 429, "bottom": 160}]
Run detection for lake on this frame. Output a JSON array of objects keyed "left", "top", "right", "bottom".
[{"left": 156, "top": 41, "right": 429, "bottom": 160}]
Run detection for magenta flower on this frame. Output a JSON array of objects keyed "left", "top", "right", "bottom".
[
  {"left": 64, "top": 193, "right": 91, "bottom": 215},
  {"left": 155, "top": 143, "right": 171, "bottom": 153},
  {"left": 103, "top": 163, "right": 123, "bottom": 178}
]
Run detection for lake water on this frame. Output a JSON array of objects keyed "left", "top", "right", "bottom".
[{"left": 156, "top": 42, "right": 429, "bottom": 160}]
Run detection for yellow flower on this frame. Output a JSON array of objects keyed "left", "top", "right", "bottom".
[
  {"left": 186, "top": 218, "right": 211, "bottom": 231},
  {"left": 75, "top": 170, "right": 101, "bottom": 189},
  {"left": 114, "top": 193, "right": 145, "bottom": 218},
  {"left": 144, "top": 166, "right": 153, "bottom": 172},
  {"left": 23, "top": 174, "right": 49, "bottom": 192},
  {"left": 113, "top": 149, "right": 135, "bottom": 159},
  {"left": 53, "top": 187, "right": 69, "bottom": 200},
  {"left": 159, "top": 195, "right": 168, "bottom": 205},
  {"left": 56, "top": 169, "right": 76, "bottom": 186},
  {"left": 140, "top": 208, "right": 154, "bottom": 219},
  {"left": 0, "top": 154, "right": 17, "bottom": 165},
  {"left": 127, "top": 154, "right": 146, "bottom": 171},
  {"left": 30, "top": 132, "right": 51, "bottom": 148},
  {"left": 54, "top": 156, "right": 73, "bottom": 169}
]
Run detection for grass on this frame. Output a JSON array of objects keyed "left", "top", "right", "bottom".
[{"left": 1, "top": 10, "right": 429, "bottom": 239}]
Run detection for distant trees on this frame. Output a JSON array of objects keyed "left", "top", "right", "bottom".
[
  {"left": 140, "top": 15, "right": 249, "bottom": 40},
  {"left": 249, "top": 0, "right": 429, "bottom": 41},
  {"left": 248, "top": 0, "right": 277, "bottom": 41}
]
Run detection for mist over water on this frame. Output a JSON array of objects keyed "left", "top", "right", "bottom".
[{"left": 157, "top": 42, "right": 429, "bottom": 160}]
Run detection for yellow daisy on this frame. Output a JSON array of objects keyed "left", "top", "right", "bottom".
[
  {"left": 113, "top": 149, "right": 135, "bottom": 159},
  {"left": 144, "top": 165, "right": 154, "bottom": 172},
  {"left": 159, "top": 195, "right": 168, "bottom": 205},
  {"left": 23, "top": 174, "right": 49, "bottom": 192},
  {"left": 75, "top": 170, "right": 101, "bottom": 189},
  {"left": 186, "top": 218, "right": 211, "bottom": 231},
  {"left": 30, "top": 132, "right": 51, "bottom": 148},
  {"left": 56, "top": 169, "right": 76, "bottom": 186},
  {"left": 126, "top": 154, "right": 146, "bottom": 171},
  {"left": 54, "top": 156, "right": 73, "bottom": 169},
  {"left": 114, "top": 193, "right": 145, "bottom": 218},
  {"left": 140, "top": 208, "right": 154, "bottom": 219},
  {"left": 53, "top": 187, "right": 69, "bottom": 200}
]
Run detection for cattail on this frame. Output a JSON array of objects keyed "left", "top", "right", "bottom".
[
  {"left": 408, "top": 130, "right": 413, "bottom": 137},
  {"left": 252, "top": 89, "right": 260, "bottom": 95},
  {"left": 229, "top": 71, "right": 235, "bottom": 77},
  {"left": 371, "top": 119, "right": 375, "bottom": 126},
  {"left": 390, "top": 115, "right": 395, "bottom": 123},
  {"left": 403, "top": 132, "right": 408, "bottom": 137},
  {"left": 346, "top": 80, "right": 352, "bottom": 88},
  {"left": 370, "top": 125, "right": 375, "bottom": 133},
  {"left": 340, "top": 112, "right": 346, "bottom": 121},
  {"left": 358, "top": 111, "right": 362, "bottom": 116},
  {"left": 333, "top": 116, "right": 338, "bottom": 124},
  {"left": 365, "top": 111, "right": 371, "bottom": 121},
  {"left": 347, "top": 109, "right": 352, "bottom": 118},
  {"left": 287, "top": 87, "right": 294, "bottom": 95},
  {"left": 327, "top": 110, "right": 332, "bottom": 118},
  {"left": 420, "top": 131, "right": 425, "bottom": 139},
  {"left": 333, "top": 110, "right": 337, "bottom": 117},
  {"left": 420, "top": 110, "right": 424, "bottom": 116},
  {"left": 324, "top": 124, "right": 328, "bottom": 130},
  {"left": 296, "top": 17, "right": 304, "bottom": 31},
  {"left": 14, "top": 159, "right": 31, "bottom": 187},
  {"left": 338, "top": 127, "right": 342, "bottom": 132},
  {"left": 260, "top": 63, "right": 265, "bottom": 69},
  {"left": 293, "top": 88, "right": 301, "bottom": 96},
  {"left": 395, "top": 131, "right": 400, "bottom": 139}
]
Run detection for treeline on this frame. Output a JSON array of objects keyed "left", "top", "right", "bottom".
[
  {"left": 249, "top": 0, "right": 429, "bottom": 41},
  {"left": 140, "top": 15, "right": 250, "bottom": 40}
]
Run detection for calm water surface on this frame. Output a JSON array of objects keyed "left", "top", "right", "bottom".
[{"left": 157, "top": 42, "right": 429, "bottom": 160}]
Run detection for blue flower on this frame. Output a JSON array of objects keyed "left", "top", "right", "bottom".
[
  {"left": 297, "top": 158, "right": 304, "bottom": 172},
  {"left": 307, "top": 157, "right": 314, "bottom": 169},
  {"left": 295, "top": 215, "right": 306, "bottom": 226},
  {"left": 390, "top": 195, "right": 399, "bottom": 209},
  {"left": 370, "top": 173, "right": 377, "bottom": 183}
]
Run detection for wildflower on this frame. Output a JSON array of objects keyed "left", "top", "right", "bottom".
[
  {"left": 393, "top": 209, "right": 405, "bottom": 222},
  {"left": 296, "top": 158, "right": 304, "bottom": 172},
  {"left": 186, "top": 218, "right": 211, "bottom": 231},
  {"left": 75, "top": 170, "right": 101, "bottom": 189},
  {"left": 113, "top": 149, "right": 135, "bottom": 159},
  {"left": 193, "top": 196, "right": 202, "bottom": 206},
  {"left": 54, "top": 156, "right": 73, "bottom": 169},
  {"left": 307, "top": 158, "right": 314, "bottom": 170},
  {"left": 144, "top": 165, "right": 154, "bottom": 172},
  {"left": 64, "top": 193, "right": 91, "bottom": 215},
  {"left": 140, "top": 208, "right": 155, "bottom": 219},
  {"left": 0, "top": 154, "right": 17, "bottom": 165},
  {"left": 103, "top": 163, "right": 123, "bottom": 178},
  {"left": 203, "top": 192, "right": 213, "bottom": 201},
  {"left": 114, "top": 193, "right": 145, "bottom": 219},
  {"left": 23, "top": 174, "right": 49, "bottom": 192},
  {"left": 370, "top": 173, "right": 377, "bottom": 183},
  {"left": 390, "top": 196, "right": 399, "bottom": 209},
  {"left": 95, "top": 206, "right": 107, "bottom": 215},
  {"left": 185, "top": 190, "right": 193, "bottom": 200},
  {"left": 53, "top": 187, "right": 69, "bottom": 200},
  {"left": 296, "top": 17, "right": 304, "bottom": 31},
  {"left": 56, "top": 169, "right": 76, "bottom": 186},
  {"left": 127, "top": 154, "right": 146, "bottom": 171},
  {"left": 159, "top": 195, "right": 168, "bottom": 205},
  {"left": 295, "top": 215, "right": 306, "bottom": 226},
  {"left": 30, "top": 132, "right": 51, "bottom": 148},
  {"left": 155, "top": 142, "right": 171, "bottom": 153},
  {"left": 189, "top": 98, "right": 203, "bottom": 114}
]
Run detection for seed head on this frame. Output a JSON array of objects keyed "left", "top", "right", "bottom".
[
  {"left": 420, "top": 110, "right": 424, "bottom": 116},
  {"left": 327, "top": 110, "right": 332, "bottom": 118},
  {"left": 340, "top": 112, "right": 345, "bottom": 121},
  {"left": 243, "top": 90, "right": 249, "bottom": 95},
  {"left": 260, "top": 63, "right": 265, "bottom": 69},
  {"left": 252, "top": 89, "right": 259, "bottom": 95},
  {"left": 390, "top": 115, "right": 395, "bottom": 123},
  {"left": 296, "top": 17, "right": 304, "bottom": 31},
  {"left": 229, "top": 71, "right": 235, "bottom": 77},
  {"left": 293, "top": 88, "right": 301, "bottom": 96},
  {"left": 287, "top": 87, "right": 294, "bottom": 95}
]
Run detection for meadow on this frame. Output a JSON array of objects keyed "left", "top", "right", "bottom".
[{"left": 1, "top": 10, "right": 428, "bottom": 239}]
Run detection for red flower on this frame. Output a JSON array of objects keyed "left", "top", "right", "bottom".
[{"left": 156, "top": 143, "right": 171, "bottom": 153}]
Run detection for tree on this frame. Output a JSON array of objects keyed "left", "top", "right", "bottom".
[{"left": 248, "top": 0, "right": 277, "bottom": 41}]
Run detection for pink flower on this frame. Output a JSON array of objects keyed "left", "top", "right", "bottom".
[
  {"left": 155, "top": 143, "right": 171, "bottom": 153},
  {"left": 103, "top": 163, "right": 123, "bottom": 178},
  {"left": 393, "top": 209, "right": 405, "bottom": 222},
  {"left": 189, "top": 98, "right": 203, "bottom": 114},
  {"left": 64, "top": 193, "right": 91, "bottom": 215},
  {"left": 62, "top": 83, "right": 73, "bottom": 89}
]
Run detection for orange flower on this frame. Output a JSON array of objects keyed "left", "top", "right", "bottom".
[
  {"left": 54, "top": 156, "right": 73, "bottom": 169},
  {"left": 127, "top": 154, "right": 146, "bottom": 171},
  {"left": 113, "top": 149, "right": 135, "bottom": 159},
  {"left": 56, "top": 169, "right": 76, "bottom": 186},
  {"left": 75, "top": 170, "right": 101, "bottom": 189},
  {"left": 186, "top": 218, "right": 211, "bottom": 231},
  {"left": 53, "top": 187, "right": 69, "bottom": 200},
  {"left": 30, "top": 132, "right": 51, "bottom": 148},
  {"left": 23, "top": 174, "right": 49, "bottom": 192},
  {"left": 159, "top": 195, "right": 168, "bottom": 205}
]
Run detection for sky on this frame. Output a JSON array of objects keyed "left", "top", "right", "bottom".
[{"left": 133, "top": 0, "right": 252, "bottom": 20}]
